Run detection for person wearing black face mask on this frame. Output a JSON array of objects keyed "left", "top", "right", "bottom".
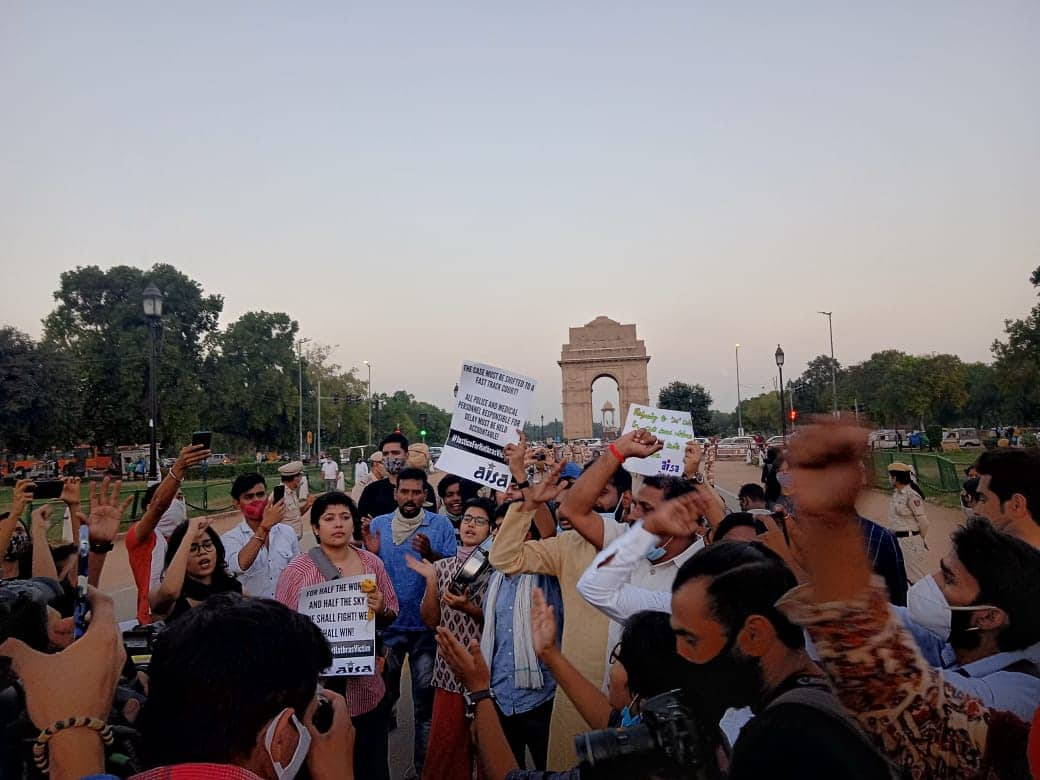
[
  {"left": 667, "top": 537, "right": 894, "bottom": 779},
  {"left": 358, "top": 433, "right": 437, "bottom": 529}
]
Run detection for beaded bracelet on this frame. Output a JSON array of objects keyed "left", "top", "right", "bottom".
[{"left": 33, "top": 716, "right": 113, "bottom": 772}]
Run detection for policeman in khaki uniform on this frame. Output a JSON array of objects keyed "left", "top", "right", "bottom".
[
  {"left": 277, "top": 460, "right": 315, "bottom": 540},
  {"left": 887, "top": 461, "right": 929, "bottom": 583}
]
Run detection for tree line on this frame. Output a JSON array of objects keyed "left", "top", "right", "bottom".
[
  {"left": 0, "top": 264, "right": 451, "bottom": 458},
  {"left": 659, "top": 267, "right": 1040, "bottom": 437}
]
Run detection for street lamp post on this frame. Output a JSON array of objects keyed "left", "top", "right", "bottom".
[
  {"left": 775, "top": 344, "right": 786, "bottom": 441},
  {"left": 363, "top": 361, "right": 372, "bottom": 445},
  {"left": 297, "top": 338, "right": 309, "bottom": 460},
  {"left": 142, "top": 283, "right": 164, "bottom": 481},
  {"left": 541, "top": 414, "right": 545, "bottom": 442},
  {"left": 818, "top": 311, "right": 838, "bottom": 416},
  {"left": 735, "top": 344, "right": 743, "bottom": 436}
]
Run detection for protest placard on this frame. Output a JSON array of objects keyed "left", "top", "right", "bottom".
[
  {"left": 298, "top": 575, "right": 376, "bottom": 676},
  {"left": 619, "top": 404, "right": 695, "bottom": 477},
  {"left": 437, "top": 361, "right": 537, "bottom": 491}
]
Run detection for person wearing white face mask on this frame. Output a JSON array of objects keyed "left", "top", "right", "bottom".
[{"left": 901, "top": 517, "right": 1040, "bottom": 722}]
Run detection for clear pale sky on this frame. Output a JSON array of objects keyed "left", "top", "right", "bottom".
[{"left": 2, "top": 2, "right": 1037, "bottom": 426}]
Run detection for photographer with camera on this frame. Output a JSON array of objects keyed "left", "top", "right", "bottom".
[
  {"left": 642, "top": 491, "right": 896, "bottom": 779},
  {"left": 406, "top": 496, "right": 495, "bottom": 780}
]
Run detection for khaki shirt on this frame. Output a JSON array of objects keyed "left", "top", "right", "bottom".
[
  {"left": 888, "top": 486, "right": 928, "bottom": 537},
  {"left": 283, "top": 487, "right": 304, "bottom": 538}
]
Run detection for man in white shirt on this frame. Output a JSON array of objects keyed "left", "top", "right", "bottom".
[
  {"left": 354, "top": 454, "right": 369, "bottom": 485},
  {"left": 320, "top": 455, "right": 340, "bottom": 492},
  {"left": 221, "top": 473, "right": 299, "bottom": 599}
]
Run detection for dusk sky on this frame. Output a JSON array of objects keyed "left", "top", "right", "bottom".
[{"left": 2, "top": 2, "right": 1037, "bottom": 426}]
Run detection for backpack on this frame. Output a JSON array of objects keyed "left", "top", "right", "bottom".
[{"left": 767, "top": 683, "right": 905, "bottom": 779}]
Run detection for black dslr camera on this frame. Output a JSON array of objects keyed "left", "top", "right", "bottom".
[{"left": 574, "top": 690, "right": 722, "bottom": 780}]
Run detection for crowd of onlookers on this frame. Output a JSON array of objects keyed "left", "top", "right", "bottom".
[{"left": 3, "top": 417, "right": 1040, "bottom": 779}]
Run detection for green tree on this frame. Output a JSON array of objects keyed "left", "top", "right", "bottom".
[
  {"left": 959, "top": 362, "right": 1003, "bottom": 429},
  {"left": 737, "top": 392, "right": 783, "bottom": 434},
  {"left": 41, "top": 264, "right": 223, "bottom": 448},
  {"left": 992, "top": 266, "right": 1040, "bottom": 424},
  {"left": 792, "top": 355, "right": 843, "bottom": 415},
  {"left": 202, "top": 311, "right": 299, "bottom": 449},
  {"left": 658, "top": 381, "right": 716, "bottom": 435}
]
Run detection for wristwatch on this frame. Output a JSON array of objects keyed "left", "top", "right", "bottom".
[
  {"left": 89, "top": 541, "right": 114, "bottom": 554},
  {"left": 463, "top": 688, "right": 496, "bottom": 719},
  {"left": 514, "top": 479, "right": 531, "bottom": 491}
]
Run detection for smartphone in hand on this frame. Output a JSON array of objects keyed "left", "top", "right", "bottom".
[
  {"left": 191, "top": 431, "right": 212, "bottom": 449},
  {"left": 273, "top": 484, "right": 286, "bottom": 503},
  {"left": 31, "top": 480, "right": 65, "bottom": 500}
]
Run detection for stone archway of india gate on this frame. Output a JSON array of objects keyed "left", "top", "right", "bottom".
[{"left": 559, "top": 316, "right": 651, "bottom": 441}]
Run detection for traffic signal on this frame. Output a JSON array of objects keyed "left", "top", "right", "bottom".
[
  {"left": 332, "top": 392, "right": 340, "bottom": 405},
  {"left": 419, "top": 413, "right": 428, "bottom": 439},
  {"left": 789, "top": 409, "right": 798, "bottom": 422}
]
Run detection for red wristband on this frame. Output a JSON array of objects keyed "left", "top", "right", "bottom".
[{"left": 608, "top": 443, "right": 625, "bottom": 464}]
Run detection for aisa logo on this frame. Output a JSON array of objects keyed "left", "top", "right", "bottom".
[{"left": 473, "top": 462, "right": 510, "bottom": 488}]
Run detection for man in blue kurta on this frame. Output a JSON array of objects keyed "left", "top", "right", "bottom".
[{"left": 365, "top": 466, "right": 457, "bottom": 777}]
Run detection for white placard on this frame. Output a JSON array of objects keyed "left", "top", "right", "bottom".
[
  {"left": 620, "top": 404, "right": 695, "bottom": 477},
  {"left": 436, "top": 361, "right": 537, "bottom": 491},
  {"left": 298, "top": 575, "right": 376, "bottom": 676}
]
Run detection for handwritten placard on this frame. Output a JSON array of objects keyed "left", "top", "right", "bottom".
[
  {"left": 620, "top": 404, "right": 695, "bottom": 477},
  {"left": 298, "top": 575, "right": 376, "bottom": 676}
]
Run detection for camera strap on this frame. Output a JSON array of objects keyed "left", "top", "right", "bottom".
[{"left": 307, "top": 547, "right": 343, "bottom": 582}]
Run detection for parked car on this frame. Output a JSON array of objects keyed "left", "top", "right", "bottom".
[
  {"left": 428, "top": 446, "right": 443, "bottom": 464},
  {"left": 869, "top": 430, "right": 902, "bottom": 450},
  {"left": 942, "top": 428, "right": 982, "bottom": 450},
  {"left": 765, "top": 435, "right": 787, "bottom": 449},
  {"left": 716, "top": 436, "right": 755, "bottom": 460}
]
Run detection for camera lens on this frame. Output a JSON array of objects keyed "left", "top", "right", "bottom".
[{"left": 575, "top": 723, "right": 656, "bottom": 768}]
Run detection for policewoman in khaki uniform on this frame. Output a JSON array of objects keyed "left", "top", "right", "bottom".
[{"left": 887, "top": 462, "right": 929, "bottom": 583}]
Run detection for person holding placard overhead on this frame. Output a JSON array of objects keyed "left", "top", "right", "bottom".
[{"left": 276, "top": 491, "right": 399, "bottom": 780}]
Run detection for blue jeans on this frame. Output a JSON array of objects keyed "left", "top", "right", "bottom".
[{"left": 384, "top": 629, "right": 436, "bottom": 772}]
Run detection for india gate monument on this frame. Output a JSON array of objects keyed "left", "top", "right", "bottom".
[{"left": 559, "top": 316, "right": 651, "bottom": 440}]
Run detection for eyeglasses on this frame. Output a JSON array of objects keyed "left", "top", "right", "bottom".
[
  {"left": 460, "top": 515, "right": 489, "bottom": 526},
  {"left": 609, "top": 642, "right": 622, "bottom": 665},
  {"left": 189, "top": 539, "right": 215, "bottom": 555}
]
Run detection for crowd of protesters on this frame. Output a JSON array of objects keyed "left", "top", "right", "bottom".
[{"left": 3, "top": 417, "right": 1040, "bottom": 779}]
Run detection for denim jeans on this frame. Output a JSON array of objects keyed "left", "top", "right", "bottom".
[{"left": 384, "top": 629, "right": 437, "bottom": 773}]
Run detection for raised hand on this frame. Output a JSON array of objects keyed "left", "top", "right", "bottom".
[
  {"left": 10, "top": 479, "right": 35, "bottom": 520},
  {"left": 530, "top": 586, "right": 559, "bottom": 658},
  {"left": 0, "top": 587, "right": 124, "bottom": 729},
  {"left": 435, "top": 627, "right": 491, "bottom": 692},
  {"left": 683, "top": 440, "right": 703, "bottom": 478},
  {"left": 304, "top": 688, "right": 356, "bottom": 780},
  {"left": 412, "top": 532, "right": 434, "bottom": 561},
  {"left": 86, "top": 477, "right": 134, "bottom": 544},
  {"left": 405, "top": 553, "right": 436, "bottom": 581},
  {"left": 642, "top": 488, "right": 712, "bottom": 539},
  {"left": 503, "top": 429, "right": 529, "bottom": 480},
  {"left": 60, "top": 477, "right": 83, "bottom": 508},
  {"left": 172, "top": 443, "right": 212, "bottom": 478},
  {"left": 524, "top": 460, "right": 569, "bottom": 506},
  {"left": 615, "top": 428, "right": 664, "bottom": 460},
  {"left": 361, "top": 516, "right": 380, "bottom": 554},
  {"left": 261, "top": 497, "right": 285, "bottom": 531},
  {"left": 786, "top": 417, "right": 869, "bottom": 523}
]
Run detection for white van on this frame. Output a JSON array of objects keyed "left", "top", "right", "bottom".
[{"left": 942, "top": 428, "right": 982, "bottom": 450}]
